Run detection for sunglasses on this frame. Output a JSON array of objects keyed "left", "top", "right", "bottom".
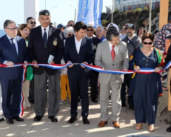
[
  {"left": 143, "top": 42, "right": 153, "bottom": 45},
  {"left": 6, "top": 27, "right": 18, "bottom": 31},
  {"left": 70, "top": 24, "right": 74, "bottom": 26},
  {"left": 87, "top": 29, "right": 94, "bottom": 31},
  {"left": 31, "top": 21, "right": 36, "bottom": 24},
  {"left": 68, "top": 34, "right": 73, "bottom": 37}
]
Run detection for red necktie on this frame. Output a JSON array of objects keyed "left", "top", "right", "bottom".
[{"left": 111, "top": 45, "right": 115, "bottom": 61}]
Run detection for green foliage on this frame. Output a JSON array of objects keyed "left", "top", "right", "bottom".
[
  {"left": 102, "top": 20, "right": 109, "bottom": 26},
  {"left": 134, "top": 8, "right": 142, "bottom": 13},
  {"left": 144, "top": 7, "right": 148, "bottom": 10}
]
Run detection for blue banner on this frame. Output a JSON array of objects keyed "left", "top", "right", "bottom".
[{"left": 77, "top": 0, "right": 103, "bottom": 28}]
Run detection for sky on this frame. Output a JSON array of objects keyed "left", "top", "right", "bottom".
[{"left": 0, "top": 0, "right": 112, "bottom": 30}]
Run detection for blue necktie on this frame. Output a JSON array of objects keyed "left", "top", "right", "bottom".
[
  {"left": 11, "top": 38, "right": 17, "bottom": 55},
  {"left": 43, "top": 29, "right": 47, "bottom": 46}
]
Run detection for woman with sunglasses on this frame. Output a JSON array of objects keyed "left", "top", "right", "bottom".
[
  {"left": 60, "top": 27, "right": 74, "bottom": 104},
  {"left": 17, "top": 24, "right": 33, "bottom": 109},
  {"left": 129, "top": 33, "right": 164, "bottom": 132}
]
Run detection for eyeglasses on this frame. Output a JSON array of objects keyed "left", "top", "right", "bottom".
[
  {"left": 31, "top": 21, "right": 36, "bottom": 24},
  {"left": 87, "top": 29, "right": 94, "bottom": 31},
  {"left": 143, "top": 42, "right": 153, "bottom": 45},
  {"left": 68, "top": 34, "right": 73, "bottom": 37},
  {"left": 70, "top": 24, "right": 74, "bottom": 26},
  {"left": 5, "top": 27, "right": 18, "bottom": 31}
]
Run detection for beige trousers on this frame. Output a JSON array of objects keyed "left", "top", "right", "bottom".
[{"left": 100, "top": 75, "right": 122, "bottom": 122}]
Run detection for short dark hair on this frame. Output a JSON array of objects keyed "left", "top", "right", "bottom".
[
  {"left": 142, "top": 33, "right": 154, "bottom": 42},
  {"left": 137, "top": 27, "right": 147, "bottom": 36},
  {"left": 67, "top": 20, "right": 74, "bottom": 25},
  {"left": 106, "top": 28, "right": 119, "bottom": 41},
  {"left": 154, "top": 30, "right": 159, "bottom": 35},
  {"left": 3, "top": 20, "right": 16, "bottom": 29},
  {"left": 74, "top": 21, "right": 87, "bottom": 32},
  {"left": 39, "top": 10, "right": 50, "bottom": 16},
  {"left": 26, "top": 17, "right": 35, "bottom": 23}
]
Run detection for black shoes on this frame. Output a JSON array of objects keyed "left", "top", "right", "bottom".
[
  {"left": 0, "top": 118, "right": 4, "bottom": 122},
  {"left": 34, "top": 116, "right": 42, "bottom": 122},
  {"left": 67, "top": 117, "right": 77, "bottom": 123},
  {"left": 166, "top": 126, "right": 171, "bottom": 132},
  {"left": 82, "top": 118, "right": 90, "bottom": 124},
  {"left": 48, "top": 116, "right": 58, "bottom": 122},
  {"left": 92, "top": 99, "right": 99, "bottom": 103},
  {"left": 13, "top": 116, "right": 24, "bottom": 122},
  {"left": 122, "top": 103, "right": 126, "bottom": 107},
  {"left": 6, "top": 119, "right": 14, "bottom": 124}
]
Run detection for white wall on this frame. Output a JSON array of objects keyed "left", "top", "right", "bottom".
[{"left": 24, "top": 0, "right": 39, "bottom": 25}]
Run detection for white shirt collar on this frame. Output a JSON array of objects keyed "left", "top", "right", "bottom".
[
  {"left": 6, "top": 35, "right": 16, "bottom": 41},
  {"left": 75, "top": 36, "right": 82, "bottom": 43},
  {"left": 41, "top": 26, "right": 50, "bottom": 31},
  {"left": 108, "top": 41, "right": 117, "bottom": 52}
]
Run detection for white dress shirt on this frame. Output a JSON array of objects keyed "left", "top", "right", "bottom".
[
  {"left": 109, "top": 41, "right": 117, "bottom": 52},
  {"left": 75, "top": 36, "right": 82, "bottom": 54},
  {"left": 41, "top": 26, "right": 49, "bottom": 40},
  {"left": 6, "top": 35, "right": 18, "bottom": 54}
]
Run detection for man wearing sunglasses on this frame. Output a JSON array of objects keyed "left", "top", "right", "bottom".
[
  {"left": 26, "top": 17, "right": 36, "bottom": 29},
  {"left": 0, "top": 20, "right": 29, "bottom": 124},
  {"left": 67, "top": 20, "right": 75, "bottom": 28},
  {"left": 86, "top": 24, "right": 101, "bottom": 103},
  {"left": 121, "top": 24, "right": 141, "bottom": 108}
]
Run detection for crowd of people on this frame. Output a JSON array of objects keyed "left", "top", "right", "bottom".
[{"left": 0, "top": 9, "right": 171, "bottom": 133}]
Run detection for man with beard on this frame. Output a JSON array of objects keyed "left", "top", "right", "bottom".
[{"left": 121, "top": 24, "right": 141, "bottom": 108}]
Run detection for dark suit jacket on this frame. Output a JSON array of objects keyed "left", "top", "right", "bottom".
[
  {"left": 64, "top": 35, "right": 94, "bottom": 77},
  {"left": 0, "top": 35, "right": 29, "bottom": 80},
  {"left": 92, "top": 37, "right": 101, "bottom": 65},
  {"left": 28, "top": 25, "right": 64, "bottom": 75}
]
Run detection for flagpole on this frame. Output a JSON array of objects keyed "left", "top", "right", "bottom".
[
  {"left": 149, "top": 0, "right": 152, "bottom": 32},
  {"left": 111, "top": 0, "right": 116, "bottom": 23}
]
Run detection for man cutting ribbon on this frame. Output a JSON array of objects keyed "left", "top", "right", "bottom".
[{"left": 95, "top": 27, "right": 129, "bottom": 128}]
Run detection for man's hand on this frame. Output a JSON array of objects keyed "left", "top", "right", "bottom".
[
  {"left": 24, "top": 61, "right": 28, "bottom": 68},
  {"left": 81, "top": 62, "right": 88, "bottom": 68},
  {"left": 123, "top": 68, "right": 128, "bottom": 71},
  {"left": 49, "top": 61, "right": 55, "bottom": 65},
  {"left": 32, "top": 60, "right": 39, "bottom": 68},
  {"left": 134, "top": 66, "right": 140, "bottom": 72},
  {"left": 5, "top": 61, "right": 14, "bottom": 67},
  {"left": 67, "top": 61, "right": 73, "bottom": 68}
]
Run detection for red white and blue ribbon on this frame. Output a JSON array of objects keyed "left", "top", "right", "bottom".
[
  {"left": 1, "top": 61, "right": 171, "bottom": 116},
  {"left": 1, "top": 61, "right": 171, "bottom": 74}
]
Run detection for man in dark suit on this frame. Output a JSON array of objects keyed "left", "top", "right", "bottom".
[
  {"left": 64, "top": 21, "right": 94, "bottom": 124},
  {"left": 28, "top": 10, "right": 64, "bottom": 122},
  {"left": 86, "top": 24, "right": 101, "bottom": 103},
  {"left": 0, "top": 20, "right": 29, "bottom": 124}
]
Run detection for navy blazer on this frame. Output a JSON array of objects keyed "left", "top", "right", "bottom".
[
  {"left": 28, "top": 25, "right": 64, "bottom": 75},
  {"left": 64, "top": 35, "right": 94, "bottom": 76},
  {"left": 0, "top": 35, "right": 29, "bottom": 80}
]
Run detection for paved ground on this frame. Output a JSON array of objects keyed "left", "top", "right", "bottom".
[{"left": 0, "top": 99, "right": 171, "bottom": 137}]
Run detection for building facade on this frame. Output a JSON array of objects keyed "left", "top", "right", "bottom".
[{"left": 114, "top": 0, "right": 160, "bottom": 12}]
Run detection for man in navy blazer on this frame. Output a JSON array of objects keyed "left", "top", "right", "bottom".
[
  {"left": 64, "top": 21, "right": 94, "bottom": 124},
  {"left": 0, "top": 20, "right": 29, "bottom": 124}
]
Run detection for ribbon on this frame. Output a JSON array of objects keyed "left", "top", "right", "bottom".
[
  {"left": 1, "top": 62, "right": 170, "bottom": 116},
  {"left": 0, "top": 61, "right": 171, "bottom": 74}
]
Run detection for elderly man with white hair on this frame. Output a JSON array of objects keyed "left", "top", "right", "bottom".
[
  {"left": 60, "top": 27, "right": 74, "bottom": 104},
  {"left": 95, "top": 25, "right": 106, "bottom": 42}
]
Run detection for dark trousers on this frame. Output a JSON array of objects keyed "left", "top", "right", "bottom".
[
  {"left": 68, "top": 75, "right": 89, "bottom": 119},
  {"left": 29, "top": 78, "right": 34, "bottom": 101},
  {"left": 90, "top": 71, "right": 99, "bottom": 101},
  {"left": 121, "top": 74, "right": 131, "bottom": 105},
  {"left": 1, "top": 76, "right": 22, "bottom": 119}
]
